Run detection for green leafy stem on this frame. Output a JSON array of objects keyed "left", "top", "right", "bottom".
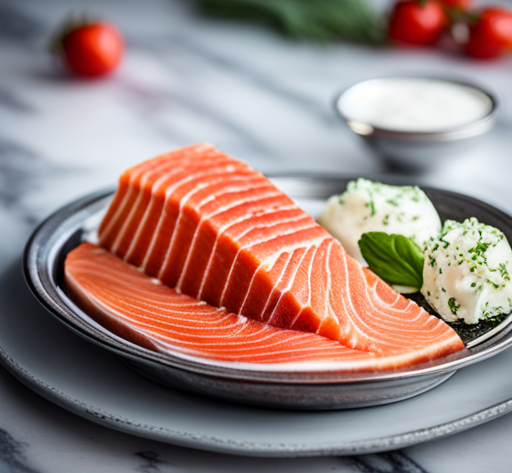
[{"left": 197, "top": 0, "right": 385, "bottom": 44}]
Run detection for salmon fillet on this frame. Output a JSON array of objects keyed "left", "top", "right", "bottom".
[
  {"left": 97, "top": 144, "right": 463, "bottom": 361},
  {"left": 65, "top": 243, "right": 462, "bottom": 368}
]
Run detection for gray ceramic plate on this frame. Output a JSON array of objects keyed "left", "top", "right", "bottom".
[
  {"left": 22, "top": 176, "right": 512, "bottom": 410},
  {"left": 4, "top": 251, "right": 512, "bottom": 457}
]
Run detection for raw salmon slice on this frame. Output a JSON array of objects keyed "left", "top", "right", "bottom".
[
  {"left": 98, "top": 144, "right": 464, "bottom": 360},
  {"left": 65, "top": 243, "right": 462, "bottom": 369},
  {"left": 64, "top": 243, "right": 371, "bottom": 365}
]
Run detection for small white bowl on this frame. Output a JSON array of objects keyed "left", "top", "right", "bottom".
[{"left": 334, "top": 76, "right": 498, "bottom": 171}]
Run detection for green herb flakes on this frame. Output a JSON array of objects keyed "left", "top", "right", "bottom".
[{"left": 448, "top": 298, "right": 460, "bottom": 315}]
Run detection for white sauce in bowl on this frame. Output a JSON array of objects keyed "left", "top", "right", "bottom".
[{"left": 338, "top": 78, "right": 493, "bottom": 132}]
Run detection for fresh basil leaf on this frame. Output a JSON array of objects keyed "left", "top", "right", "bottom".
[{"left": 358, "top": 232, "right": 424, "bottom": 291}]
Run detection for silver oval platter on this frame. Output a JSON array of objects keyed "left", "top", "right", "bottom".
[{"left": 21, "top": 176, "right": 512, "bottom": 412}]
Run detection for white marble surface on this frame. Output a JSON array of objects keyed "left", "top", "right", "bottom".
[{"left": 2, "top": 0, "right": 512, "bottom": 471}]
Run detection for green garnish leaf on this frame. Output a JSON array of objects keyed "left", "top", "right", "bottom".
[
  {"left": 358, "top": 232, "right": 424, "bottom": 292},
  {"left": 197, "top": 0, "right": 385, "bottom": 44}
]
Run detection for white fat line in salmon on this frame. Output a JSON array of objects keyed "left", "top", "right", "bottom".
[
  {"left": 101, "top": 314, "right": 357, "bottom": 354},
  {"left": 80, "top": 290, "right": 245, "bottom": 325},
  {"left": 209, "top": 218, "right": 319, "bottom": 304},
  {"left": 359, "top": 273, "right": 444, "bottom": 337},
  {"left": 142, "top": 163, "right": 247, "bottom": 270},
  {"left": 142, "top": 328, "right": 372, "bottom": 356},
  {"left": 341, "top": 250, "right": 405, "bottom": 343},
  {"left": 328, "top": 242, "right": 386, "bottom": 352},
  {"left": 257, "top": 231, "right": 327, "bottom": 273},
  {"left": 313, "top": 241, "right": 334, "bottom": 335},
  {"left": 287, "top": 242, "right": 323, "bottom": 329},
  {"left": 156, "top": 177, "right": 283, "bottom": 281},
  {"left": 265, "top": 244, "right": 314, "bottom": 326},
  {"left": 109, "top": 159, "right": 194, "bottom": 253},
  {"left": 339, "top": 250, "right": 435, "bottom": 349},
  {"left": 75, "top": 281, "right": 372, "bottom": 354},
  {"left": 136, "top": 186, "right": 283, "bottom": 273},
  {"left": 152, "top": 175, "right": 229, "bottom": 271},
  {"left": 178, "top": 200, "right": 299, "bottom": 292},
  {"left": 101, "top": 150, "right": 217, "bottom": 244},
  {"left": 358, "top": 273, "right": 427, "bottom": 330},
  {"left": 196, "top": 202, "right": 299, "bottom": 299},
  {"left": 149, "top": 339, "right": 370, "bottom": 363},
  {"left": 71, "top": 279, "right": 258, "bottom": 336},
  {"left": 238, "top": 242, "right": 298, "bottom": 319},
  {"left": 267, "top": 245, "right": 318, "bottom": 327},
  {"left": 174, "top": 187, "right": 291, "bottom": 291},
  {"left": 65, "top": 273, "right": 162, "bottom": 352},
  {"left": 195, "top": 178, "right": 271, "bottom": 210},
  {"left": 148, "top": 336, "right": 364, "bottom": 355},
  {"left": 194, "top": 179, "right": 267, "bottom": 209},
  {"left": 342, "top": 249, "right": 416, "bottom": 351},
  {"left": 123, "top": 169, "right": 259, "bottom": 261},
  {"left": 225, "top": 214, "right": 313, "bottom": 244},
  {"left": 83, "top": 292, "right": 249, "bottom": 329},
  {"left": 219, "top": 225, "right": 323, "bottom": 308},
  {"left": 363, "top": 272, "right": 426, "bottom": 321},
  {"left": 254, "top": 251, "right": 296, "bottom": 322},
  {"left": 317, "top": 241, "right": 341, "bottom": 336},
  {"left": 100, "top": 159, "right": 165, "bottom": 244},
  {"left": 88, "top": 290, "right": 420, "bottom": 365}
]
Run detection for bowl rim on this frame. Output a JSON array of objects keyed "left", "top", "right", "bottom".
[{"left": 332, "top": 74, "right": 498, "bottom": 141}]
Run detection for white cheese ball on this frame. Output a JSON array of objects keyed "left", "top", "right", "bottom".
[
  {"left": 318, "top": 178, "right": 441, "bottom": 265},
  {"left": 422, "top": 218, "right": 512, "bottom": 324}
]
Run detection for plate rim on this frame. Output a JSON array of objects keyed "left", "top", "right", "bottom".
[
  {"left": 1, "top": 342, "right": 512, "bottom": 457},
  {"left": 22, "top": 176, "right": 512, "bottom": 384}
]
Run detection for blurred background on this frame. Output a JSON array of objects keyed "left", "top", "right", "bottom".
[
  {"left": 1, "top": 1, "right": 512, "bottom": 470},
  {"left": 2, "top": 0, "right": 511, "bottom": 231}
]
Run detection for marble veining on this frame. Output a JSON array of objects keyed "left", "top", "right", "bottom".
[
  {"left": 0, "top": 3, "right": 44, "bottom": 43},
  {"left": 133, "top": 451, "right": 168, "bottom": 473},
  {"left": 0, "top": 428, "right": 39, "bottom": 473},
  {"left": 0, "top": 87, "right": 35, "bottom": 113},
  {"left": 1, "top": 0, "right": 512, "bottom": 471},
  {"left": 347, "top": 452, "right": 428, "bottom": 473},
  {"left": 0, "top": 137, "right": 80, "bottom": 225}
]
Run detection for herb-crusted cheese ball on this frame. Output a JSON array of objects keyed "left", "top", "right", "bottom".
[
  {"left": 422, "top": 218, "right": 512, "bottom": 324},
  {"left": 318, "top": 178, "right": 441, "bottom": 265}
]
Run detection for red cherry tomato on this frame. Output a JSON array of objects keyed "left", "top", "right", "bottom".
[
  {"left": 60, "top": 23, "right": 124, "bottom": 77},
  {"left": 465, "top": 7, "right": 512, "bottom": 58},
  {"left": 439, "top": 0, "right": 472, "bottom": 11},
  {"left": 389, "top": 0, "right": 446, "bottom": 46}
]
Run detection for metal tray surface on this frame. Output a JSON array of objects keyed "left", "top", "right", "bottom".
[{"left": 22, "top": 176, "right": 512, "bottom": 409}]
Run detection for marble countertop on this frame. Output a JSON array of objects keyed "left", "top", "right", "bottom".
[{"left": 2, "top": 0, "right": 512, "bottom": 471}]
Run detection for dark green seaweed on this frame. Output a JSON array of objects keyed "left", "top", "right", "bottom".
[{"left": 406, "top": 292, "right": 509, "bottom": 346}]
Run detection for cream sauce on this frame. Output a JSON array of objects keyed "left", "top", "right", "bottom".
[{"left": 338, "top": 78, "right": 493, "bottom": 132}]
